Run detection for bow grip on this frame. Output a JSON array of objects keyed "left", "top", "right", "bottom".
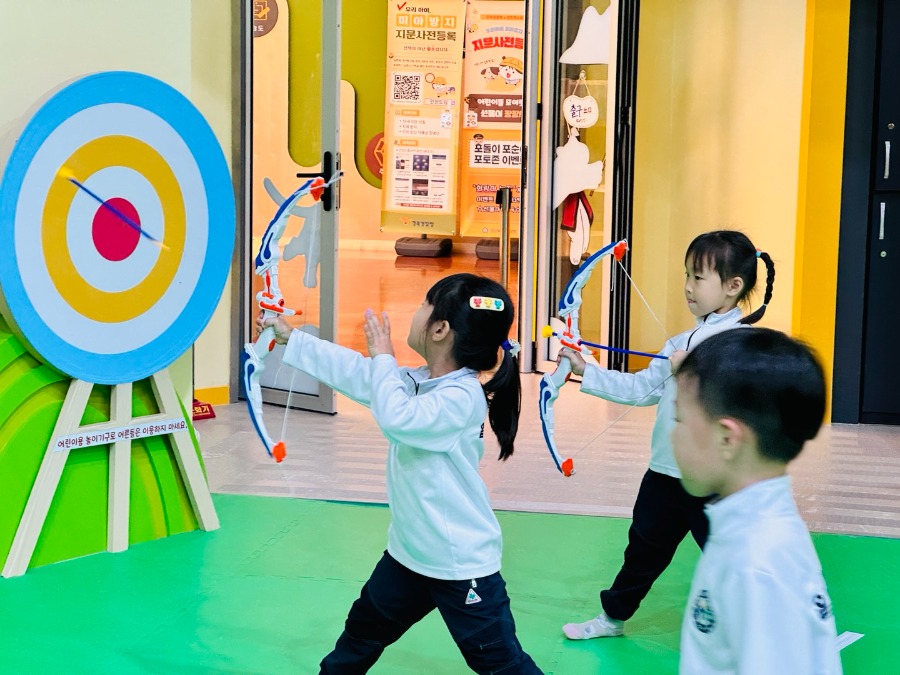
[{"left": 547, "top": 354, "right": 573, "bottom": 388}]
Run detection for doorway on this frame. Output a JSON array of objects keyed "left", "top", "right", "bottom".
[
  {"left": 243, "top": 0, "right": 340, "bottom": 415},
  {"left": 242, "top": 0, "right": 524, "bottom": 399},
  {"left": 527, "top": 0, "right": 638, "bottom": 376}
]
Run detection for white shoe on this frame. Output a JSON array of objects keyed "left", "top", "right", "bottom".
[{"left": 562, "top": 612, "right": 625, "bottom": 640}]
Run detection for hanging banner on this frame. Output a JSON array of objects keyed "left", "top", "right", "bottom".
[
  {"left": 380, "top": 0, "right": 467, "bottom": 235},
  {"left": 458, "top": 0, "right": 525, "bottom": 238}
]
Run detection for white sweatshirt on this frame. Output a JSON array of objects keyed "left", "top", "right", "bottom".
[
  {"left": 680, "top": 476, "right": 842, "bottom": 675},
  {"left": 282, "top": 330, "right": 502, "bottom": 580},
  {"left": 579, "top": 307, "right": 744, "bottom": 477}
]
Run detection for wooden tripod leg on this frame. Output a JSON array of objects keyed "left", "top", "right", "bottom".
[
  {"left": 108, "top": 382, "right": 133, "bottom": 553},
  {"left": 2, "top": 380, "right": 94, "bottom": 578},
  {"left": 150, "top": 369, "right": 219, "bottom": 531}
]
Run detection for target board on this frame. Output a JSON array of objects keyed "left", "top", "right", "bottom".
[{"left": 0, "top": 71, "right": 235, "bottom": 385}]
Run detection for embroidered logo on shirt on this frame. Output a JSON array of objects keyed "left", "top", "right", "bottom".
[
  {"left": 693, "top": 590, "right": 716, "bottom": 634},
  {"left": 465, "top": 589, "right": 482, "bottom": 605},
  {"left": 812, "top": 593, "right": 832, "bottom": 620},
  {"left": 479, "top": 423, "right": 484, "bottom": 439}
]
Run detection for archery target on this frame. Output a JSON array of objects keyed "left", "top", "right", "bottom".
[{"left": 0, "top": 72, "right": 235, "bottom": 385}]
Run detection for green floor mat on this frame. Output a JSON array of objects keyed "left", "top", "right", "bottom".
[{"left": 0, "top": 494, "right": 895, "bottom": 673}]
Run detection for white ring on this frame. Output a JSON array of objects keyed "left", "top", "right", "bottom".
[{"left": 66, "top": 166, "right": 163, "bottom": 293}]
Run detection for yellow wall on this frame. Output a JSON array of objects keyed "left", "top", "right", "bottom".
[
  {"left": 632, "top": 0, "right": 807, "bottom": 345},
  {"left": 793, "top": 0, "right": 850, "bottom": 399},
  {"left": 0, "top": 2, "right": 190, "bottom": 104},
  {"left": 630, "top": 0, "right": 677, "bottom": 349},
  {"left": 191, "top": 1, "right": 237, "bottom": 402}
]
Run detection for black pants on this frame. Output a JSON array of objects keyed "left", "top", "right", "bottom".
[
  {"left": 320, "top": 551, "right": 543, "bottom": 674},
  {"left": 600, "top": 469, "right": 710, "bottom": 622}
]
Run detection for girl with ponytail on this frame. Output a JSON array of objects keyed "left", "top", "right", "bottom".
[
  {"left": 259, "top": 274, "right": 540, "bottom": 674},
  {"left": 560, "top": 230, "right": 776, "bottom": 642}
]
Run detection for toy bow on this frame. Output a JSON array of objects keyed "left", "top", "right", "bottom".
[
  {"left": 241, "top": 174, "right": 338, "bottom": 462},
  {"left": 538, "top": 239, "right": 629, "bottom": 477}
]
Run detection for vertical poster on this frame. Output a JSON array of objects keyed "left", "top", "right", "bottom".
[
  {"left": 458, "top": 0, "right": 525, "bottom": 238},
  {"left": 380, "top": 0, "right": 467, "bottom": 235}
]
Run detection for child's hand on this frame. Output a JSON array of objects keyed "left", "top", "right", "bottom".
[
  {"left": 256, "top": 312, "right": 294, "bottom": 345},
  {"left": 363, "top": 309, "right": 394, "bottom": 358},
  {"left": 558, "top": 348, "right": 587, "bottom": 376},
  {"left": 669, "top": 349, "right": 688, "bottom": 372}
]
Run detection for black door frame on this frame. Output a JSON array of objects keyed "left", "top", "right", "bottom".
[{"left": 607, "top": 0, "right": 640, "bottom": 371}]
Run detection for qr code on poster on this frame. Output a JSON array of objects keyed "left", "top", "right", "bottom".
[{"left": 392, "top": 73, "right": 422, "bottom": 104}]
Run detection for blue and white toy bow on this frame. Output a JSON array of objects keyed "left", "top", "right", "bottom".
[
  {"left": 240, "top": 173, "right": 340, "bottom": 462},
  {"left": 538, "top": 240, "right": 673, "bottom": 477},
  {"left": 538, "top": 240, "right": 628, "bottom": 476}
]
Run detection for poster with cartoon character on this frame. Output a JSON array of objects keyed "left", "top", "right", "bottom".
[
  {"left": 459, "top": 0, "right": 525, "bottom": 238},
  {"left": 462, "top": 3, "right": 525, "bottom": 125}
]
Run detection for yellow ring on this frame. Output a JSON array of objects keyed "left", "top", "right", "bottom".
[{"left": 43, "top": 135, "right": 185, "bottom": 323}]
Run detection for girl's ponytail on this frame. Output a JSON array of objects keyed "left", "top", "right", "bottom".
[
  {"left": 740, "top": 251, "right": 775, "bottom": 325},
  {"left": 482, "top": 348, "right": 521, "bottom": 461},
  {"left": 424, "top": 273, "right": 521, "bottom": 460}
]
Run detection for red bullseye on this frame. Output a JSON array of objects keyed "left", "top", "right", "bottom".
[{"left": 92, "top": 198, "right": 141, "bottom": 261}]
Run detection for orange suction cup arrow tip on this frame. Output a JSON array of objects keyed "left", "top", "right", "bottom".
[
  {"left": 613, "top": 241, "right": 628, "bottom": 261},
  {"left": 541, "top": 325, "right": 554, "bottom": 338},
  {"left": 272, "top": 441, "right": 286, "bottom": 463},
  {"left": 310, "top": 176, "right": 326, "bottom": 201},
  {"left": 562, "top": 458, "right": 575, "bottom": 477}
]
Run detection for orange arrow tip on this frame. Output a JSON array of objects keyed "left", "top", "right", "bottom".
[
  {"left": 562, "top": 458, "right": 575, "bottom": 477},
  {"left": 613, "top": 241, "right": 628, "bottom": 261},
  {"left": 273, "top": 441, "right": 286, "bottom": 463},
  {"left": 310, "top": 176, "right": 326, "bottom": 201}
]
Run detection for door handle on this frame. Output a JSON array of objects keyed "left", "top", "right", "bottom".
[
  {"left": 297, "top": 151, "right": 335, "bottom": 211},
  {"left": 886, "top": 141, "right": 891, "bottom": 180},
  {"left": 880, "top": 202, "right": 886, "bottom": 241}
]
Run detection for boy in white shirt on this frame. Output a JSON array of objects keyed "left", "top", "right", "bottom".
[{"left": 671, "top": 328, "right": 842, "bottom": 674}]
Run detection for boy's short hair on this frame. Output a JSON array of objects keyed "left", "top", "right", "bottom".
[{"left": 676, "top": 328, "right": 826, "bottom": 463}]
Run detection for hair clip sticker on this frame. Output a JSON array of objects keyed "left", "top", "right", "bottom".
[{"left": 469, "top": 296, "right": 505, "bottom": 311}]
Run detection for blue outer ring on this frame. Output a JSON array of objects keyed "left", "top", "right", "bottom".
[{"left": 0, "top": 71, "right": 235, "bottom": 385}]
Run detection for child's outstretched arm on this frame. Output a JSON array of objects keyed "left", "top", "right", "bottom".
[
  {"left": 257, "top": 312, "right": 376, "bottom": 407},
  {"left": 577, "top": 343, "right": 673, "bottom": 406},
  {"left": 359, "top": 309, "right": 482, "bottom": 452}
]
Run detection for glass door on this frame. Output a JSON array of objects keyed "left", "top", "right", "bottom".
[
  {"left": 526, "top": 0, "right": 620, "bottom": 374},
  {"left": 244, "top": 0, "right": 341, "bottom": 413}
]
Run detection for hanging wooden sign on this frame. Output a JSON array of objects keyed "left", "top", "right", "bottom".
[{"left": 562, "top": 71, "right": 599, "bottom": 128}]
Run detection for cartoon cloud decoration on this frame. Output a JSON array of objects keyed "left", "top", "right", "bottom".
[
  {"left": 559, "top": 6, "right": 611, "bottom": 65},
  {"left": 553, "top": 129, "right": 604, "bottom": 209}
]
